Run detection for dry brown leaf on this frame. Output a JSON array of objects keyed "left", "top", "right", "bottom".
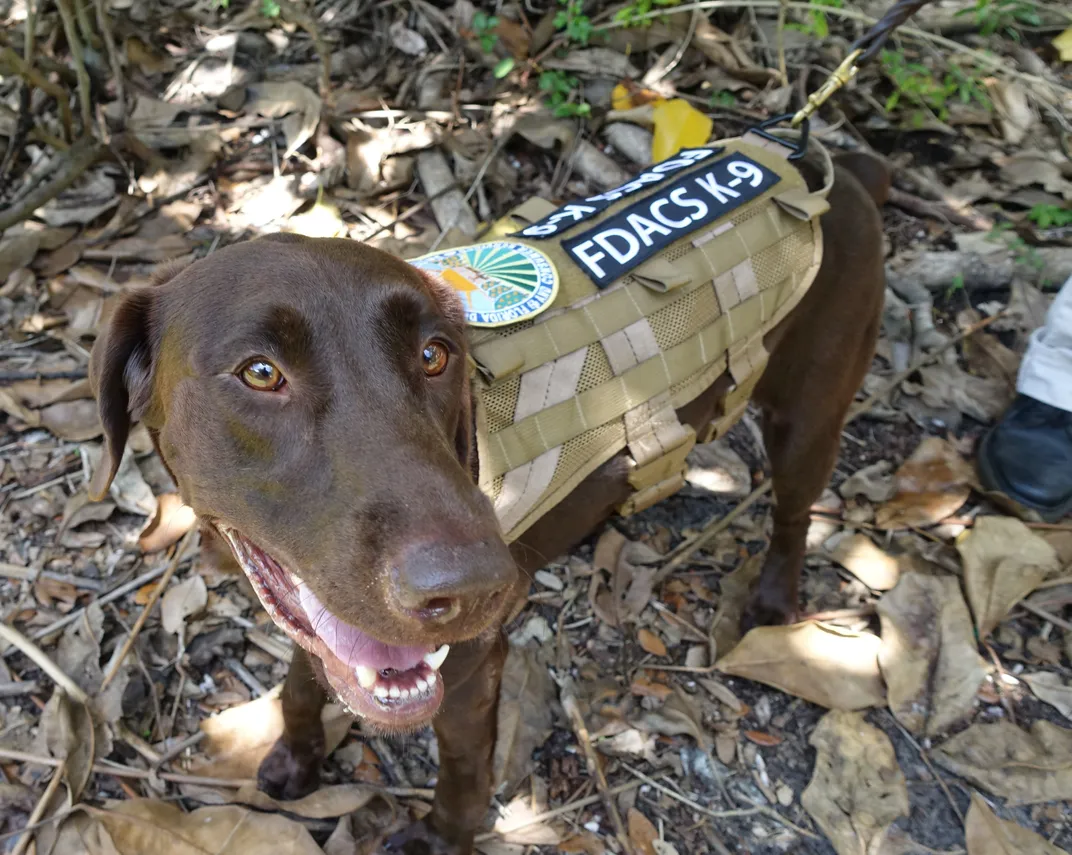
[
  {"left": 634, "top": 686, "right": 711, "bottom": 750},
  {"left": 221, "top": 782, "right": 383, "bottom": 819},
  {"left": 190, "top": 694, "right": 351, "bottom": 781},
  {"left": 957, "top": 516, "right": 1060, "bottom": 638},
  {"left": 593, "top": 527, "right": 627, "bottom": 574},
  {"left": 685, "top": 438, "right": 751, "bottom": 497},
  {"left": 139, "top": 493, "right": 197, "bottom": 553},
  {"left": 80, "top": 445, "right": 156, "bottom": 516},
  {"left": 60, "top": 490, "right": 116, "bottom": 533},
  {"left": 716, "top": 622, "right": 886, "bottom": 710},
  {"left": 801, "top": 710, "right": 909, "bottom": 855},
  {"left": 628, "top": 808, "right": 659, "bottom": 855},
  {"left": 161, "top": 575, "right": 208, "bottom": 635},
  {"left": 965, "top": 792, "right": 1066, "bottom": 855},
  {"left": 637, "top": 628, "right": 667, "bottom": 657},
  {"left": 877, "top": 567, "right": 987, "bottom": 736},
  {"left": 932, "top": 720, "right": 1072, "bottom": 805},
  {"left": 493, "top": 643, "right": 556, "bottom": 796},
  {"left": 591, "top": 536, "right": 660, "bottom": 627},
  {"left": 874, "top": 437, "right": 975, "bottom": 530},
  {"left": 915, "top": 363, "right": 1011, "bottom": 422},
  {"left": 711, "top": 554, "right": 763, "bottom": 659},
  {"left": 1023, "top": 672, "right": 1072, "bottom": 721},
  {"left": 245, "top": 82, "right": 322, "bottom": 158},
  {"left": 744, "top": 730, "right": 783, "bottom": 747},
  {"left": 829, "top": 534, "right": 900, "bottom": 590},
  {"left": 631, "top": 675, "right": 672, "bottom": 700},
  {"left": 84, "top": 800, "right": 323, "bottom": 854},
  {"left": 838, "top": 461, "right": 896, "bottom": 502},
  {"left": 40, "top": 689, "right": 95, "bottom": 803}
]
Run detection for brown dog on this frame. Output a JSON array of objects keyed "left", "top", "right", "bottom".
[{"left": 88, "top": 149, "right": 888, "bottom": 853}]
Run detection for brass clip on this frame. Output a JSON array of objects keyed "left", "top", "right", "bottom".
[{"left": 790, "top": 48, "right": 864, "bottom": 128}]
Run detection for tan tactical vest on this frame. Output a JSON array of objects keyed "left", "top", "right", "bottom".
[{"left": 416, "top": 133, "right": 832, "bottom": 543}]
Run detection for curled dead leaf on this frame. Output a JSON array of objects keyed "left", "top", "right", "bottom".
[
  {"left": 932, "top": 720, "right": 1072, "bottom": 805},
  {"left": 957, "top": 516, "right": 1060, "bottom": 639},
  {"left": 139, "top": 493, "right": 197, "bottom": 553},
  {"left": 1023, "top": 672, "right": 1072, "bottom": 721},
  {"left": 801, "top": 710, "right": 909, "bottom": 855},
  {"left": 743, "top": 730, "right": 782, "bottom": 747},
  {"left": 829, "top": 534, "right": 900, "bottom": 590},
  {"left": 160, "top": 574, "right": 208, "bottom": 636},
  {"left": 716, "top": 622, "right": 886, "bottom": 711},
  {"left": 874, "top": 437, "right": 975, "bottom": 530},
  {"left": 637, "top": 628, "right": 668, "bottom": 657}
]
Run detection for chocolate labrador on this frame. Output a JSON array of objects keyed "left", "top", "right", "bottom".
[{"left": 88, "top": 149, "right": 889, "bottom": 853}]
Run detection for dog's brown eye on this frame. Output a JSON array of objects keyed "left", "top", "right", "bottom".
[
  {"left": 421, "top": 342, "right": 449, "bottom": 377},
  {"left": 240, "top": 359, "right": 286, "bottom": 391}
]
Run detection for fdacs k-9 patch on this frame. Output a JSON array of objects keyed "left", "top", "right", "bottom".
[{"left": 410, "top": 241, "right": 559, "bottom": 328}]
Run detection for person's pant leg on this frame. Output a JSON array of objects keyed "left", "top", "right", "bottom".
[{"left": 1018, "top": 273, "right": 1072, "bottom": 412}]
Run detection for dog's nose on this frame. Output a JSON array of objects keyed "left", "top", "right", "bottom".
[{"left": 390, "top": 540, "right": 516, "bottom": 626}]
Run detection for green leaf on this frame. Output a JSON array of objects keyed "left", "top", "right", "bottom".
[{"left": 493, "top": 57, "right": 515, "bottom": 78}]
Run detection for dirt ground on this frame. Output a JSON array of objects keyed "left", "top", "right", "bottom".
[{"left": 2, "top": 0, "right": 1072, "bottom": 853}]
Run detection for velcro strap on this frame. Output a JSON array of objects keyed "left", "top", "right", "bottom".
[{"left": 620, "top": 392, "right": 696, "bottom": 497}]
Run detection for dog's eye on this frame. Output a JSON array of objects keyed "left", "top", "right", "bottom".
[
  {"left": 421, "top": 341, "right": 449, "bottom": 377},
  {"left": 239, "top": 359, "right": 286, "bottom": 391}
]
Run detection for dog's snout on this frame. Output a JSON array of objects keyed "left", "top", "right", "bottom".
[{"left": 391, "top": 540, "right": 516, "bottom": 627}]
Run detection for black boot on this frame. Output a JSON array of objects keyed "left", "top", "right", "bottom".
[{"left": 978, "top": 394, "right": 1072, "bottom": 522}]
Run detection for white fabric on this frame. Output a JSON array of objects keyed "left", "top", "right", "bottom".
[{"left": 1018, "top": 273, "right": 1072, "bottom": 412}]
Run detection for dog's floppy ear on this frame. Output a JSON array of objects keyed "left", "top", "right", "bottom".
[{"left": 88, "top": 288, "right": 156, "bottom": 501}]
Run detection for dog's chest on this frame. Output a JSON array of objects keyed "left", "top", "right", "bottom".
[{"left": 411, "top": 135, "right": 831, "bottom": 543}]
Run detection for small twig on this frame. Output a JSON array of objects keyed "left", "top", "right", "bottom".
[
  {"left": 54, "top": 0, "right": 93, "bottom": 132},
  {"left": 0, "top": 368, "right": 90, "bottom": 383},
  {"left": 562, "top": 682, "right": 634, "bottom": 855},
  {"left": 276, "top": 0, "right": 332, "bottom": 107},
  {"left": 1018, "top": 600, "right": 1072, "bottom": 634},
  {"left": 887, "top": 186, "right": 994, "bottom": 232},
  {"left": 475, "top": 782, "right": 641, "bottom": 841},
  {"left": 883, "top": 712, "right": 964, "bottom": 823},
  {"left": 0, "top": 622, "right": 89, "bottom": 703},
  {"left": 93, "top": 0, "right": 126, "bottom": 121},
  {"left": 776, "top": 0, "right": 789, "bottom": 86},
  {"left": 0, "top": 47, "right": 73, "bottom": 140},
  {"left": 224, "top": 657, "right": 269, "bottom": 697},
  {"left": 151, "top": 731, "right": 206, "bottom": 771},
  {"left": 0, "top": 680, "right": 40, "bottom": 697},
  {"left": 657, "top": 482, "right": 772, "bottom": 579},
  {"left": 11, "top": 758, "right": 66, "bottom": 855},
  {"left": 101, "top": 528, "right": 198, "bottom": 689},
  {"left": 371, "top": 737, "right": 413, "bottom": 788}
]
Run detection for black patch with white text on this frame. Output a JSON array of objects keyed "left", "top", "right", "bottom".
[
  {"left": 561, "top": 153, "right": 780, "bottom": 288},
  {"left": 511, "top": 147, "right": 722, "bottom": 240}
]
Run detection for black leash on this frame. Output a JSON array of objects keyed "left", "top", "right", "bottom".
[{"left": 748, "top": 0, "right": 934, "bottom": 160}]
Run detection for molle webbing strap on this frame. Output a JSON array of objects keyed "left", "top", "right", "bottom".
[{"left": 466, "top": 136, "right": 829, "bottom": 542}]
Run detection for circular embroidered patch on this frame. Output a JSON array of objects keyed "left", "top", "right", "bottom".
[{"left": 410, "top": 241, "right": 558, "bottom": 328}]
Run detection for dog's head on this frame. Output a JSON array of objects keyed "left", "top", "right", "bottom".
[{"left": 89, "top": 233, "right": 518, "bottom": 728}]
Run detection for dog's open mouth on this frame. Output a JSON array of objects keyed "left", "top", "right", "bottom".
[{"left": 215, "top": 524, "right": 447, "bottom": 729}]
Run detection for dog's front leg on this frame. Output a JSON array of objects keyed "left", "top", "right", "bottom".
[
  {"left": 258, "top": 646, "right": 327, "bottom": 800},
  {"left": 386, "top": 630, "right": 506, "bottom": 855}
]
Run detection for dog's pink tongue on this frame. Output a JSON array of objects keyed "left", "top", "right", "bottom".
[{"left": 296, "top": 585, "right": 430, "bottom": 671}]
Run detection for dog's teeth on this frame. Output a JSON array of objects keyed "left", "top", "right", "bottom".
[
  {"left": 355, "top": 666, "right": 378, "bottom": 689},
  {"left": 374, "top": 685, "right": 389, "bottom": 699},
  {"left": 389, "top": 686, "right": 401, "bottom": 699},
  {"left": 423, "top": 645, "right": 450, "bottom": 671},
  {"left": 427, "top": 671, "right": 437, "bottom": 686},
  {"left": 416, "top": 678, "right": 429, "bottom": 693}
]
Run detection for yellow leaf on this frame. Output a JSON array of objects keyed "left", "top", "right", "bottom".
[
  {"left": 1053, "top": 27, "right": 1072, "bottom": 62},
  {"left": 652, "top": 99, "right": 713, "bottom": 161}
]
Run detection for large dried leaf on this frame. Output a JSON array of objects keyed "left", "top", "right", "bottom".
[
  {"left": 877, "top": 568, "right": 987, "bottom": 736},
  {"left": 838, "top": 461, "right": 896, "bottom": 502},
  {"left": 84, "top": 800, "right": 323, "bottom": 854},
  {"left": 716, "top": 622, "right": 886, "bottom": 710},
  {"left": 957, "top": 516, "right": 1060, "bottom": 638},
  {"left": 801, "top": 711, "right": 909, "bottom": 855},
  {"left": 932, "top": 720, "right": 1072, "bottom": 805},
  {"left": 874, "top": 437, "right": 975, "bottom": 530},
  {"left": 590, "top": 537, "right": 660, "bottom": 626},
  {"left": 161, "top": 574, "right": 208, "bottom": 635},
  {"left": 915, "top": 364, "right": 1010, "bottom": 422},
  {"left": 628, "top": 808, "right": 659, "bottom": 855},
  {"left": 493, "top": 644, "right": 556, "bottom": 795},
  {"left": 190, "top": 694, "right": 351, "bottom": 781},
  {"left": 965, "top": 793, "right": 1067, "bottom": 855},
  {"left": 1023, "top": 672, "right": 1072, "bottom": 721},
  {"left": 829, "top": 534, "right": 900, "bottom": 591}
]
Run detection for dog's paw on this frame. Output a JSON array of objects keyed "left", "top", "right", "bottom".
[
  {"left": 256, "top": 737, "right": 321, "bottom": 801},
  {"left": 381, "top": 820, "right": 467, "bottom": 855},
  {"left": 740, "top": 591, "right": 797, "bottom": 633}
]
